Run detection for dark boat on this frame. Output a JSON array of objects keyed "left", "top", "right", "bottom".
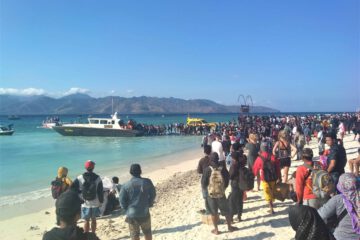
[
  {"left": 0, "top": 124, "right": 15, "bottom": 136},
  {"left": 52, "top": 112, "right": 144, "bottom": 137}
]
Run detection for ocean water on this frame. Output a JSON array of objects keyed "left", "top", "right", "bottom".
[
  {"left": 0, "top": 113, "right": 242, "bottom": 208},
  {"left": 0, "top": 111, "right": 342, "bottom": 208}
]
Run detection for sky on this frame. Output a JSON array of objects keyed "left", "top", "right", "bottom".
[{"left": 0, "top": 0, "right": 359, "bottom": 112}]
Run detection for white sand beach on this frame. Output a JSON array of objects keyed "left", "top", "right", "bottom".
[{"left": 0, "top": 134, "right": 358, "bottom": 240}]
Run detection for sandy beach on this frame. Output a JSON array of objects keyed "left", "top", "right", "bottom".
[{"left": 0, "top": 134, "right": 358, "bottom": 240}]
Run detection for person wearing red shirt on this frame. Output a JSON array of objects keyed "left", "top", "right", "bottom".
[
  {"left": 295, "top": 148, "right": 321, "bottom": 209},
  {"left": 253, "top": 142, "right": 281, "bottom": 214}
]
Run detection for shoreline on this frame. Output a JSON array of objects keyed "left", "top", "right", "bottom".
[
  {"left": 0, "top": 144, "right": 203, "bottom": 221},
  {"left": 0, "top": 134, "right": 358, "bottom": 239}
]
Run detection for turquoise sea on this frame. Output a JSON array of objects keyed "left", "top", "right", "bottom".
[
  {"left": 0, "top": 112, "right": 342, "bottom": 210},
  {"left": 0, "top": 113, "right": 243, "bottom": 209}
]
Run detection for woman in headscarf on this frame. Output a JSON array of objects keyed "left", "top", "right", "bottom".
[
  {"left": 318, "top": 173, "right": 360, "bottom": 240},
  {"left": 289, "top": 204, "right": 335, "bottom": 240},
  {"left": 57, "top": 167, "right": 72, "bottom": 193}
]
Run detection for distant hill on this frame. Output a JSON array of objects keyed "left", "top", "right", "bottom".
[{"left": 0, "top": 94, "right": 279, "bottom": 115}]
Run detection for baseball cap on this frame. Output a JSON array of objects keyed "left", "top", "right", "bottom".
[{"left": 84, "top": 160, "right": 95, "bottom": 170}]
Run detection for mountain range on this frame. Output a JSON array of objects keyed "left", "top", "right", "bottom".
[{"left": 0, "top": 94, "right": 279, "bottom": 115}]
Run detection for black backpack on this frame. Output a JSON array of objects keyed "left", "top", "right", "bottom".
[
  {"left": 337, "top": 144, "right": 347, "bottom": 172},
  {"left": 260, "top": 155, "right": 278, "bottom": 182},
  {"left": 238, "top": 167, "right": 255, "bottom": 191},
  {"left": 82, "top": 175, "right": 97, "bottom": 201},
  {"left": 51, "top": 178, "right": 63, "bottom": 199}
]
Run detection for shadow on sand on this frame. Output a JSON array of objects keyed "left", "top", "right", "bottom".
[
  {"left": 227, "top": 231, "right": 275, "bottom": 240},
  {"left": 153, "top": 222, "right": 202, "bottom": 234}
]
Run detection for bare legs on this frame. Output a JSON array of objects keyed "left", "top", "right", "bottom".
[
  {"left": 282, "top": 166, "right": 289, "bottom": 183},
  {"left": 84, "top": 218, "right": 97, "bottom": 233},
  {"left": 84, "top": 220, "right": 90, "bottom": 233},
  {"left": 210, "top": 214, "right": 236, "bottom": 235},
  {"left": 257, "top": 172, "right": 261, "bottom": 191}
]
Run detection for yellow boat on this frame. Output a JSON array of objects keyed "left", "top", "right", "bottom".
[{"left": 186, "top": 116, "right": 217, "bottom": 128}]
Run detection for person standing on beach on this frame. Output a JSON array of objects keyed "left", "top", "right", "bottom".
[
  {"left": 272, "top": 130, "right": 297, "bottom": 183},
  {"left": 52, "top": 167, "right": 72, "bottom": 225},
  {"left": 43, "top": 190, "right": 100, "bottom": 240},
  {"left": 119, "top": 164, "right": 156, "bottom": 240},
  {"left": 294, "top": 128, "right": 306, "bottom": 160},
  {"left": 71, "top": 160, "right": 103, "bottom": 234},
  {"left": 244, "top": 133, "right": 260, "bottom": 191},
  {"left": 228, "top": 151, "right": 245, "bottom": 222},
  {"left": 325, "top": 133, "right": 345, "bottom": 186},
  {"left": 201, "top": 152, "right": 236, "bottom": 235},
  {"left": 295, "top": 148, "right": 322, "bottom": 209},
  {"left": 211, "top": 134, "right": 226, "bottom": 166},
  {"left": 197, "top": 145, "right": 212, "bottom": 214},
  {"left": 254, "top": 142, "right": 281, "bottom": 214},
  {"left": 348, "top": 148, "right": 360, "bottom": 176}
]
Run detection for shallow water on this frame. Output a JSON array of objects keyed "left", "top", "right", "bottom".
[{"left": 0, "top": 113, "right": 239, "bottom": 207}]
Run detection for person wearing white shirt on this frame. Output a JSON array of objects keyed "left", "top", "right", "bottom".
[{"left": 211, "top": 134, "right": 226, "bottom": 162}]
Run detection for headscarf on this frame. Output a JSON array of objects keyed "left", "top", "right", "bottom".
[
  {"left": 57, "top": 167, "right": 68, "bottom": 178},
  {"left": 288, "top": 205, "right": 334, "bottom": 240},
  {"left": 337, "top": 173, "right": 360, "bottom": 234}
]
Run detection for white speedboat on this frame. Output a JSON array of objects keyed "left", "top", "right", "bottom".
[
  {"left": 52, "top": 112, "right": 144, "bottom": 137},
  {"left": 0, "top": 124, "right": 15, "bottom": 136}
]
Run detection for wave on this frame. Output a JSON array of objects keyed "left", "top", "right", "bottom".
[{"left": 0, "top": 188, "right": 51, "bottom": 207}]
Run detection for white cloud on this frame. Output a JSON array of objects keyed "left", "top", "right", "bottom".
[
  {"left": 0, "top": 88, "right": 46, "bottom": 96},
  {"left": 126, "top": 89, "right": 134, "bottom": 94},
  {"left": 63, "top": 87, "right": 90, "bottom": 96}
]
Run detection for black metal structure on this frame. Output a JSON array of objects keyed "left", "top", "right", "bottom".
[{"left": 237, "top": 95, "right": 253, "bottom": 113}]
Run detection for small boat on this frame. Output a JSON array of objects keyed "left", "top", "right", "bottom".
[
  {"left": 42, "top": 116, "right": 61, "bottom": 129},
  {"left": 8, "top": 115, "right": 20, "bottom": 120},
  {"left": 52, "top": 112, "right": 144, "bottom": 137},
  {"left": 0, "top": 124, "right": 15, "bottom": 135}
]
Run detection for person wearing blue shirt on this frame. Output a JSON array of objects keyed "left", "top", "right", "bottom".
[{"left": 120, "top": 164, "right": 156, "bottom": 240}]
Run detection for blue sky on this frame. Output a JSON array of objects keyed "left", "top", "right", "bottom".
[{"left": 0, "top": 0, "right": 359, "bottom": 112}]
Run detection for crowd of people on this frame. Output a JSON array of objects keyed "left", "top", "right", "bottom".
[
  {"left": 43, "top": 112, "right": 360, "bottom": 240},
  {"left": 45, "top": 161, "right": 156, "bottom": 240},
  {"left": 196, "top": 112, "right": 360, "bottom": 239}
]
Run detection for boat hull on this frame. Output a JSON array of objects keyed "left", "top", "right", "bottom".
[
  {"left": 0, "top": 130, "right": 14, "bottom": 136},
  {"left": 52, "top": 126, "right": 144, "bottom": 137}
]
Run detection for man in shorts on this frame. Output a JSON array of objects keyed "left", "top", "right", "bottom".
[
  {"left": 120, "top": 164, "right": 156, "bottom": 240},
  {"left": 71, "top": 160, "right": 103, "bottom": 233},
  {"left": 201, "top": 152, "right": 236, "bottom": 235}
]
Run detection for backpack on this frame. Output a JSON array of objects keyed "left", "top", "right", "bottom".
[
  {"left": 304, "top": 164, "right": 335, "bottom": 199},
  {"left": 208, "top": 166, "right": 225, "bottom": 198},
  {"left": 337, "top": 144, "right": 347, "bottom": 172},
  {"left": 51, "top": 178, "right": 63, "bottom": 199},
  {"left": 260, "top": 155, "right": 278, "bottom": 182},
  {"left": 238, "top": 167, "right": 255, "bottom": 191},
  {"left": 82, "top": 175, "right": 97, "bottom": 201}
]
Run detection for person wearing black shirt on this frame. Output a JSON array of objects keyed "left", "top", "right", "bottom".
[
  {"left": 43, "top": 190, "right": 100, "bottom": 240},
  {"left": 325, "top": 134, "right": 346, "bottom": 186}
]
